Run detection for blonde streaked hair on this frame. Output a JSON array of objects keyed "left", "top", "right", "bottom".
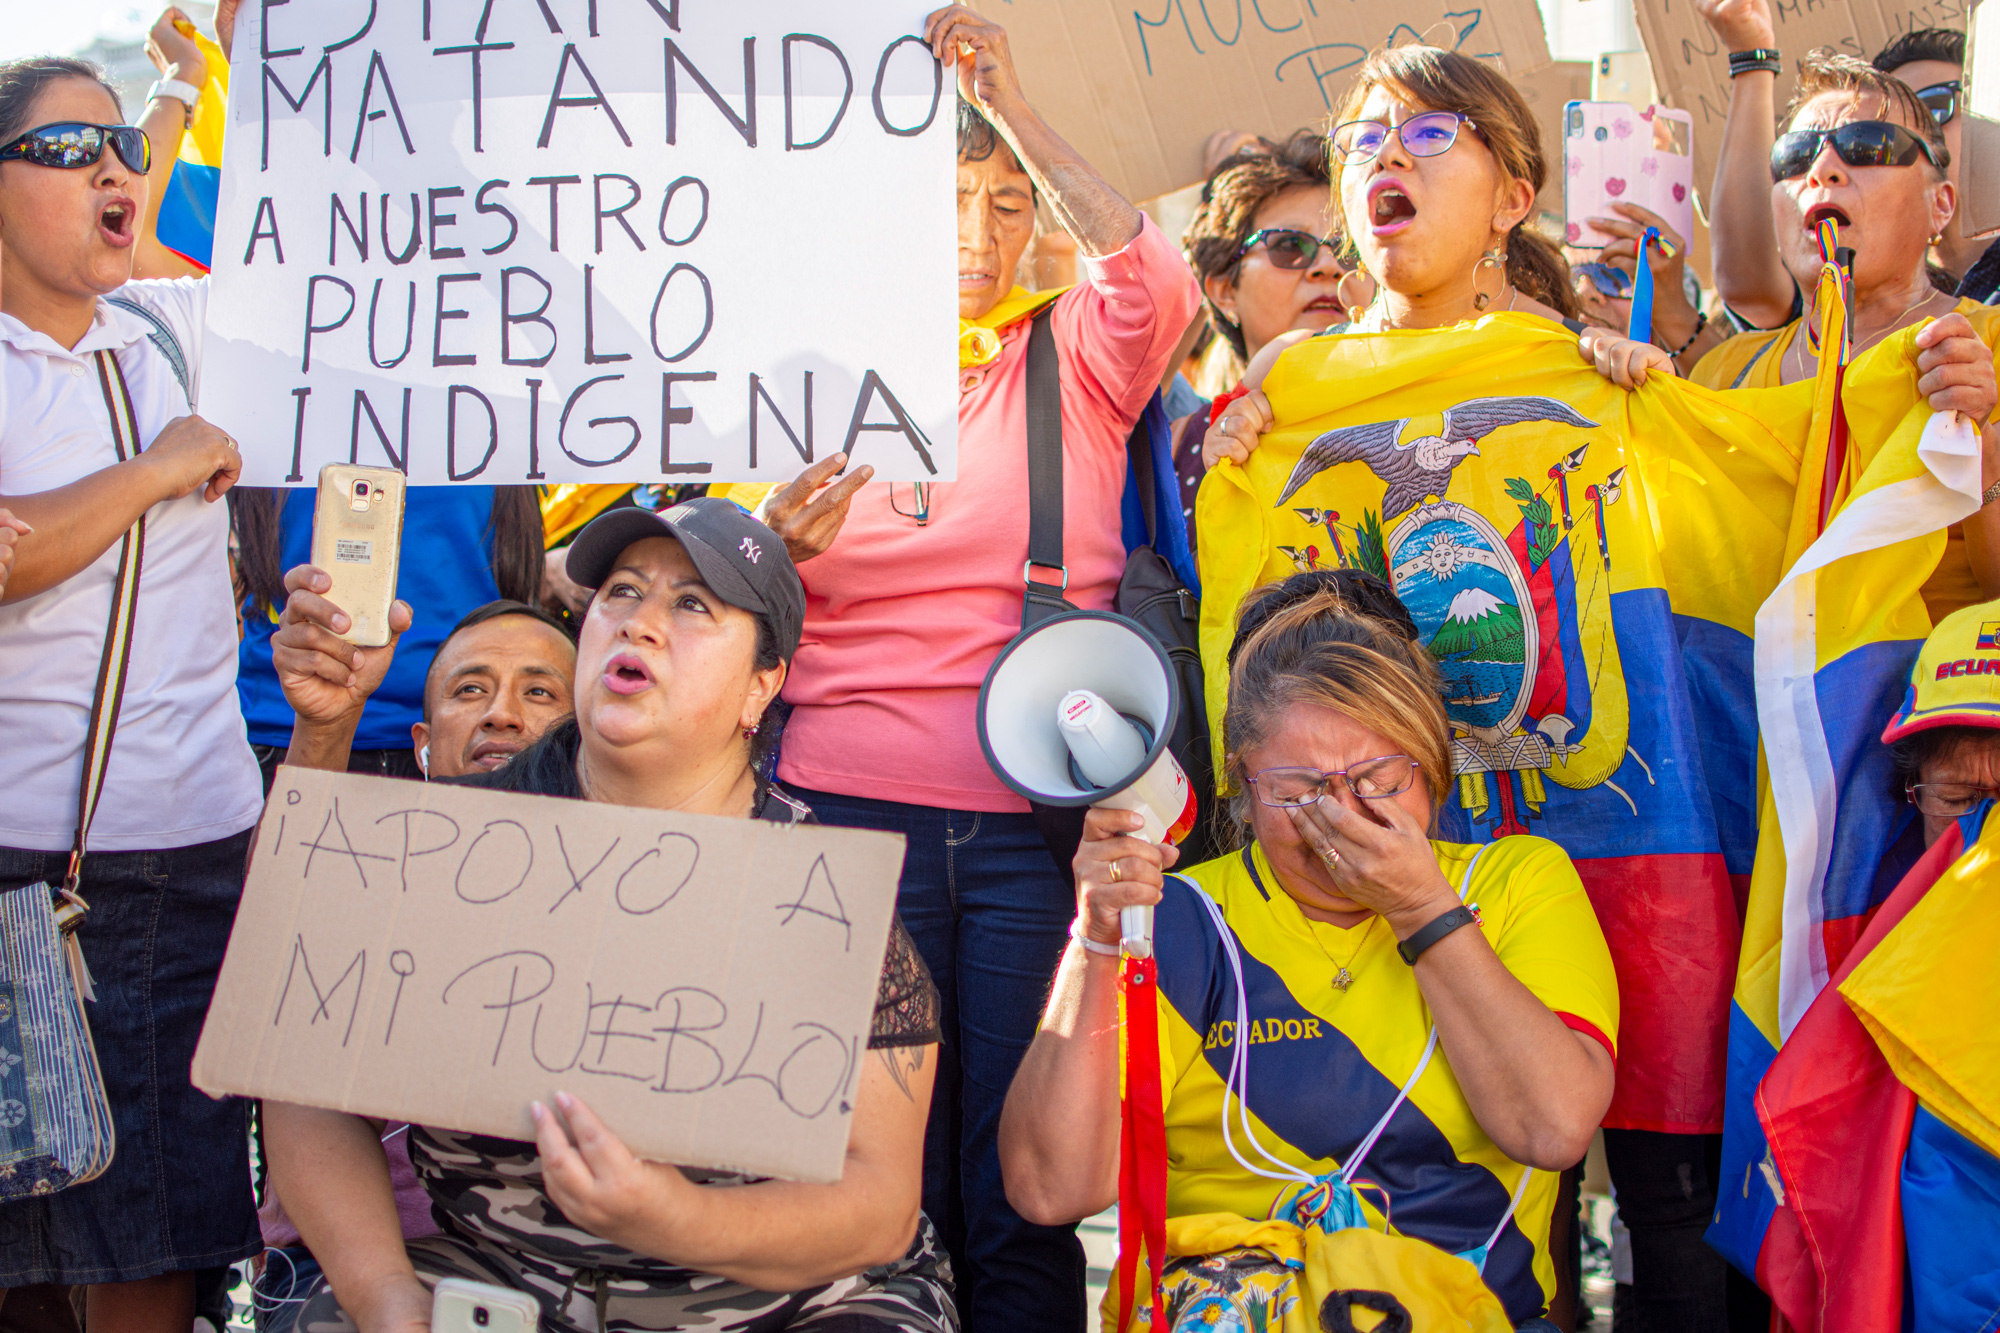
[
  {"left": 1222, "top": 585, "right": 1451, "bottom": 832},
  {"left": 1783, "top": 48, "right": 1950, "bottom": 174}
]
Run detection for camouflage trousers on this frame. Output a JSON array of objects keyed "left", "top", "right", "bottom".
[{"left": 294, "top": 1219, "right": 957, "bottom": 1333}]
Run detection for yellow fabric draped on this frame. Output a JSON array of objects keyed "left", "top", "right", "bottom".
[
  {"left": 1841, "top": 806, "right": 2000, "bottom": 1160},
  {"left": 540, "top": 484, "right": 636, "bottom": 548},
  {"left": 959, "top": 286, "right": 1067, "bottom": 368},
  {"left": 1099, "top": 1214, "right": 1512, "bottom": 1332}
]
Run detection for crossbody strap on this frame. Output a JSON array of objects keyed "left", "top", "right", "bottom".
[
  {"left": 1022, "top": 308, "right": 1075, "bottom": 628},
  {"left": 62, "top": 351, "right": 150, "bottom": 918}
]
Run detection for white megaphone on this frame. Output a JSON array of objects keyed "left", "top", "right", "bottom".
[{"left": 976, "top": 612, "right": 1197, "bottom": 958}]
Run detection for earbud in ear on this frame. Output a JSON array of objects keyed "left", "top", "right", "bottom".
[{"left": 418, "top": 745, "right": 429, "bottom": 776}]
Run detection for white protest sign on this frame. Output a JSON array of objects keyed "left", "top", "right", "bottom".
[
  {"left": 204, "top": 1, "right": 957, "bottom": 486},
  {"left": 192, "top": 768, "right": 907, "bottom": 1184}
]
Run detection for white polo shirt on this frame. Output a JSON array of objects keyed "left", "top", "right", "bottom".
[{"left": 0, "top": 280, "right": 263, "bottom": 853}]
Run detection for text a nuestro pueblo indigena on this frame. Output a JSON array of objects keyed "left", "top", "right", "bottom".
[
  {"left": 191, "top": 768, "right": 907, "bottom": 1185},
  {"left": 202, "top": 0, "right": 959, "bottom": 487}
]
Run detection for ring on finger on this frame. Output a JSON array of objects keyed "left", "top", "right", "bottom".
[
  {"left": 1320, "top": 845, "right": 1340, "bottom": 867},
  {"left": 1109, "top": 858, "right": 1122, "bottom": 883}
]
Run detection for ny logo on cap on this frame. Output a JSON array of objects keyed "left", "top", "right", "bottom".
[{"left": 740, "top": 536, "right": 762, "bottom": 564}]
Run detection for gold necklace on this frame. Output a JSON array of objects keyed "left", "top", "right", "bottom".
[
  {"left": 1788, "top": 286, "right": 1945, "bottom": 382},
  {"left": 1308, "top": 914, "right": 1380, "bottom": 993}
]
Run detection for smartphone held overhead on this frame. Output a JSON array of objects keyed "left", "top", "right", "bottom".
[
  {"left": 309, "top": 464, "right": 407, "bottom": 648},
  {"left": 1564, "top": 101, "right": 1695, "bottom": 248}
]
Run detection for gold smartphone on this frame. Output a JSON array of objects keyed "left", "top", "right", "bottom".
[{"left": 310, "top": 464, "right": 407, "bottom": 648}]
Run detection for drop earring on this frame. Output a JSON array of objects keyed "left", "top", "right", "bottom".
[
  {"left": 1471, "top": 246, "right": 1507, "bottom": 311},
  {"left": 743, "top": 723, "right": 761, "bottom": 740}
]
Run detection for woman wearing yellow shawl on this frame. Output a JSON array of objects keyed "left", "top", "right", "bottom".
[{"left": 1167, "top": 42, "right": 1995, "bottom": 1333}]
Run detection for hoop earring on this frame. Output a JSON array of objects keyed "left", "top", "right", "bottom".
[
  {"left": 743, "top": 724, "right": 761, "bottom": 740},
  {"left": 1471, "top": 247, "right": 1507, "bottom": 311}
]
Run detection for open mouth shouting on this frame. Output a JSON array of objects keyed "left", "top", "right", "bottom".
[
  {"left": 1367, "top": 180, "right": 1417, "bottom": 236},
  {"left": 1802, "top": 202, "right": 1852, "bottom": 232},
  {"left": 98, "top": 196, "right": 135, "bottom": 248},
  {"left": 603, "top": 652, "right": 655, "bottom": 696},
  {"left": 466, "top": 738, "right": 525, "bottom": 771}
]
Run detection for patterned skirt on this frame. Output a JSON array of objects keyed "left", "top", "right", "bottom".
[{"left": 294, "top": 1216, "right": 958, "bottom": 1333}]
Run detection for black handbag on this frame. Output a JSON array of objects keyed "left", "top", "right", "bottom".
[{"left": 1015, "top": 311, "right": 1217, "bottom": 878}]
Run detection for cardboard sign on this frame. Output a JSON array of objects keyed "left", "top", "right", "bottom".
[
  {"left": 1963, "top": 0, "right": 2000, "bottom": 237},
  {"left": 1516, "top": 61, "right": 1594, "bottom": 237},
  {"left": 1633, "top": 0, "right": 1968, "bottom": 201},
  {"left": 968, "top": 0, "right": 1551, "bottom": 206},
  {"left": 192, "top": 769, "right": 907, "bottom": 1184},
  {"left": 204, "top": 1, "right": 957, "bottom": 486}
]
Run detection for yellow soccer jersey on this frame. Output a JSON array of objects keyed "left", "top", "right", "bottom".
[{"left": 1151, "top": 836, "right": 1618, "bottom": 1323}]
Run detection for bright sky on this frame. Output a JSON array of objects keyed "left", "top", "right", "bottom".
[{"left": 0, "top": 4, "right": 159, "bottom": 64}]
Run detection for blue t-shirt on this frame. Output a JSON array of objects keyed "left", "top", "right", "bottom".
[{"left": 237, "top": 486, "right": 502, "bottom": 750}]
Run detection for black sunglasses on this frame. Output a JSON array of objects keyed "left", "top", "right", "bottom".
[
  {"left": 0, "top": 122, "right": 150, "bottom": 175},
  {"left": 1770, "top": 119, "right": 1942, "bottom": 181},
  {"left": 1915, "top": 80, "right": 1961, "bottom": 126},
  {"left": 1234, "top": 227, "right": 1343, "bottom": 270}
]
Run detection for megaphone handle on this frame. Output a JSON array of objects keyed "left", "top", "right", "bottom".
[{"left": 1121, "top": 903, "right": 1154, "bottom": 958}]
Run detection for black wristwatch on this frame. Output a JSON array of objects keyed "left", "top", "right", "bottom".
[{"left": 1397, "top": 905, "right": 1482, "bottom": 964}]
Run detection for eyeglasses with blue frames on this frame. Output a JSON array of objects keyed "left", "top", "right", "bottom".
[
  {"left": 1233, "top": 228, "right": 1344, "bottom": 270},
  {"left": 1573, "top": 262, "right": 1634, "bottom": 301},
  {"left": 1331, "top": 111, "right": 1478, "bottom": 165},
  {"left": 0, "top": 122, "right": 150, "bottom": 174},
  {"left": 1245, "top": 756, "right": 1420, "bottom": 807}
]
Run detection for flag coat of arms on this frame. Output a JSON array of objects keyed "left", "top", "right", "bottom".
[{"left": 1195, "top": 313, "right": 1813, "bottom": 1134}]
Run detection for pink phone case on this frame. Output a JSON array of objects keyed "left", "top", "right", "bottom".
[{"left": 1563, "top": 102, "right": 1695, "bottom": 249}]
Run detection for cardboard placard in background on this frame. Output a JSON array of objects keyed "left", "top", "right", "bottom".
[
  {"left": 1516, "top": 60, "right": 1594, "bottom": 237},
  {"left": 192, "top": 769, "right": 906, "bottom": 1184},
  {"left": 1964, "top": 0, "right": 2000, "bottom": 236},
  {"left": 1633, "top": 0, "right": 1968, "bottom": 203},
  {"left": 205, "top": 1, "right": 956, "bottom": 486},
  {"left": 969, "top": 0, "right": 1551, "bottom": 206}
]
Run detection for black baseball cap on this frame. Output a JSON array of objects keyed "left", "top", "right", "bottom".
[{"left": 565, "top": 497, "right": 804, "bottom": 659}]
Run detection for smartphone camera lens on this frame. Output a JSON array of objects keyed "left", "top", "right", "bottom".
[
  {"left": 473, "top": 1309, "right": 490, "bottom": 1328},
  {"left": 353, "top": 481, "right": 370, "bottom": 499}
]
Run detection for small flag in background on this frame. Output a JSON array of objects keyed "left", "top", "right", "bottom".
[{"left": 155, "top": 19, "right": 228, "bottom": 272}]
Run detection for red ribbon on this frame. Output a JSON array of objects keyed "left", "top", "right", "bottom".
[{"left": 1116, "top": 954, "right": 1169, "bottom": 1332}]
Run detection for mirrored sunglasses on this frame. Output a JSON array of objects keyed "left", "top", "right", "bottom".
[
  {"left": 1770, "top": 119, "right": 1942, "bottom": 181},
  {"left": 1331, "top": 111, "right": 1475, "bottom": 165},
  {"left": 0, "top": 122, "right": 151, "bottom": 174},
  {"left": 1234, "top": 228, "right": 1343, "bottom": 270},
  {"left": 1573, "top": 262, "right": 1634, "bottom": 300}
]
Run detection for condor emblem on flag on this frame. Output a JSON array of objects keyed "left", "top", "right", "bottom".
[{"left": 1978, "top": 621, "right": 2000, "bottom": 650}]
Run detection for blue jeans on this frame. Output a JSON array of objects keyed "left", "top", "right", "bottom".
[{"left": 793, "top": 789, "right": 1085, "bottom": 1333}]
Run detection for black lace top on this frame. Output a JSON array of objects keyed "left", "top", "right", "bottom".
[{"left": 444, "top": 720, "right": 940, "bottom": 1049}]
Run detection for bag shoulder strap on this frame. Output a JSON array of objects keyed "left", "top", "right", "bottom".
[
  {"left": 1128, "top": 396, "right": 1161, "bottom": 547},
  {"left": 104, "top": 296, "right": 190, "bottom": 408},
  {"left": 64, "top": 352, "right": 150, "bottom": 905},
  {"left": 1022, "top": 308, "right": 1075, "bottom": 627}
]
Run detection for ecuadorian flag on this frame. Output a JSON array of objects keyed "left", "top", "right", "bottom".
[
  {"left": 1843, "top": 802, "right": 2000, "bottom": 1331},
  {"left": 155, "top": 20, "right": 228, "bottom": 271},
  {"left": 1709, "top": 293, "right": 1994, "bottom": 1287},
  {"left": 1195, "top": 312, "right": 1811, "bottom": 1135}
]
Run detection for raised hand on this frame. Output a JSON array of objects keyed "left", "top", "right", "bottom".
[
  {"left": 146, "top": 7, "right": 208, "bottom": 85},
  {"left": 925, "top": 6, "right": 1026, "bottom": 116},
  {"left": 762, "top": 452, "right": 874, "bottom": 565},
  {"left": 271, "top": 564, "right": 411, "bottom": 728},
  {"left": 1696, "top": 0, "right": 1776, "bottom": 51}
]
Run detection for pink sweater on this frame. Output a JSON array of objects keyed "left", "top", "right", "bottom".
[{"left": 778, "top": 218, "right": 1199, "bottom": 811}]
